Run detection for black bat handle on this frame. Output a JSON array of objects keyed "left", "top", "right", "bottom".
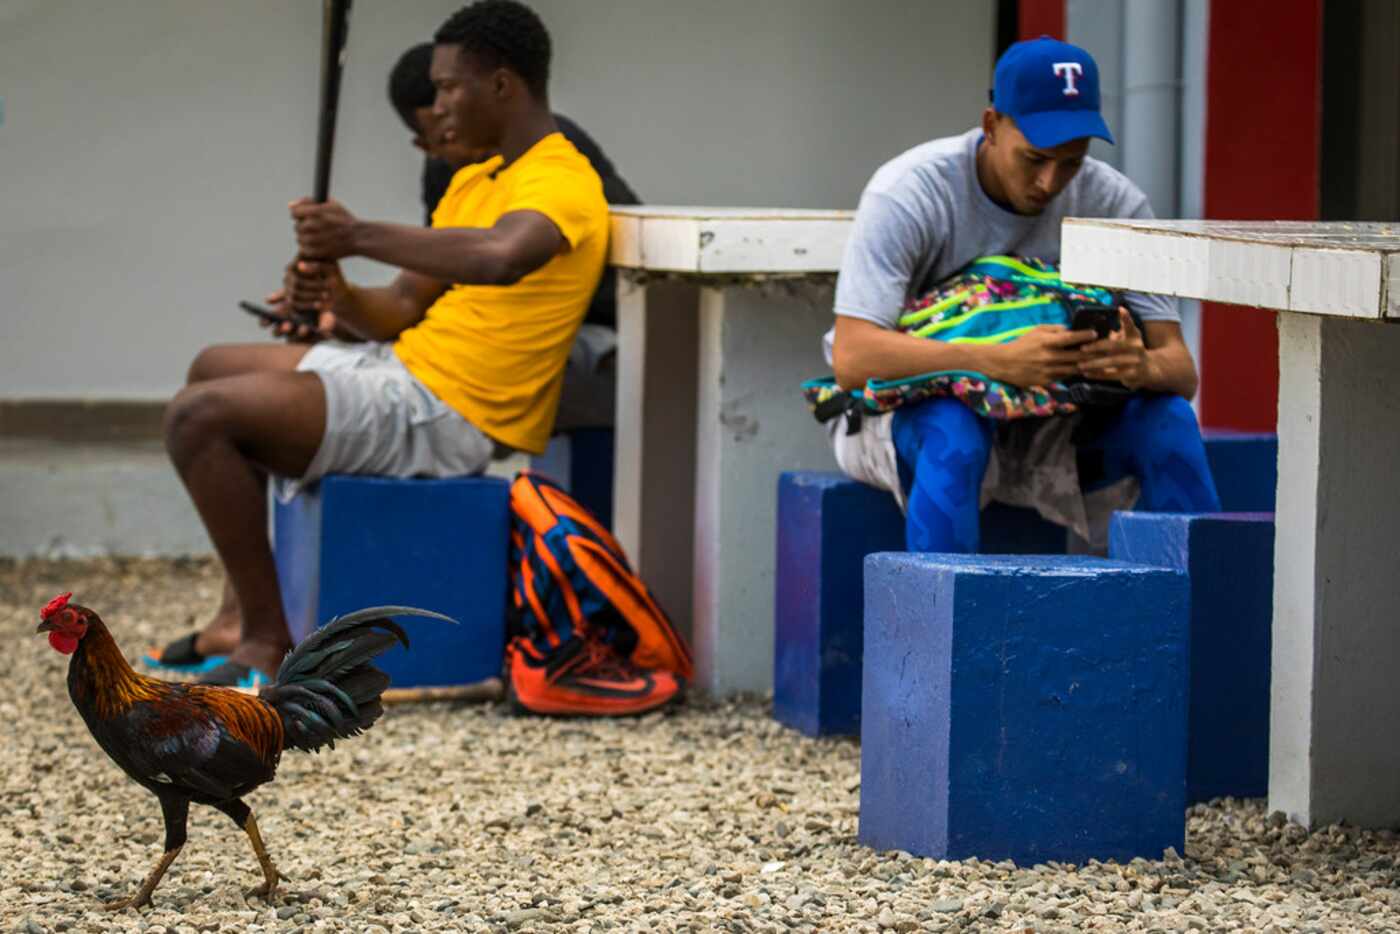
[
  {"left": 296, "top": 0, "right": 353, "bottom": 326},
  {"left": 313, "top": 0, "right": 352, "bottom": 204}
]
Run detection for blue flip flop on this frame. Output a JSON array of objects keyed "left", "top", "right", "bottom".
[
  {"left": 142, "top": 633, "right": 228, "bottom": 674},
  {"left": 198, "top": 661, "right": 270, "bottom": 690}
]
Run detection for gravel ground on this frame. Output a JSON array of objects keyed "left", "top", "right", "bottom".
[{"left": 3, "top": 557, "right": 1399, "bottom": 933}]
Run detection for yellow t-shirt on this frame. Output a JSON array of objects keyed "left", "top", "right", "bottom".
[{"left": 393, "top": 132, "right": 609, "bottom": 454}]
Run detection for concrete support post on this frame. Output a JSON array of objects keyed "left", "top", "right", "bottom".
[
  {"left": 692, "top": 282, "right": 838, "bottom": 695},
  {"left": 1271, "top": 314, "right": 1400, "bottom": 828}
]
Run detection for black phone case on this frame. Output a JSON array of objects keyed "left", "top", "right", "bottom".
[{"left": 1069, "top": 303, "right": 1119, "bottom": 338}]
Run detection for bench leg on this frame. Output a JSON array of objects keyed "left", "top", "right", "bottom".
[
  {"left": 1271, "top": 314, "right": 1400, "bottom": 827},
  {"left": 613, "top": 277, "right": 700, "bottom": 646}
]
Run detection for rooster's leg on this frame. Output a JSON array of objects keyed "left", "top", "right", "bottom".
[
  {"left": 104, "top": 795, "right": 188, "bottom": 911},
  {"left": 216, "top": 798, "right": 280, "bottom": 901}
]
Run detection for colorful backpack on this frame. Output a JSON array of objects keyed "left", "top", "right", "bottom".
[
  {"left": 803, "top": 255, "right": 1132, "bottom": 429},
  {"left": 507, "top": 471, "right": 693, "bottom": 696}
]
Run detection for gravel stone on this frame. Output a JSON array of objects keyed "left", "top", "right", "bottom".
[{"left": 6, "top": 558, "right": 1400, "bottom": 932}]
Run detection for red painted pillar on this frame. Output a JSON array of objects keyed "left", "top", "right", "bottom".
[
  {"left": 1199, "top": 0, "right": 1322, "bottom": 430},
  {"left": 1019, "top": 0, "right": 1065, "bottom": 40}
]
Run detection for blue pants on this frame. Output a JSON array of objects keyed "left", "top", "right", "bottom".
[{"left": 891, "top": 395, "right": 1221, "bottom": 553}]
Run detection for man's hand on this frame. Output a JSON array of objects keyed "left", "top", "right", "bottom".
[
  {"left": 284, "top": 257, "right": 348, "bottom": 312},
  {"left": 260, "top": 286, "right": 337, "bottom": 343},
  {"left": 982, "top": 325, "right": 1097, "bottom": 388},
  {"left": 291, "top": 198, "right": 359, "bottom": 259},
  {"left": 266, "top": 259, "right": 345, "bottom": 341},
  {"left": 258, "top": 288, "right": 313, "bottom": 343},
  {"left": 1076, "top": 308, "right": 1153, "bottom": 389}
]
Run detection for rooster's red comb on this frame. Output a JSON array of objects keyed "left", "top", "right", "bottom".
[{"left": 40, "top": 592, "right": 73, "bottom": 620}]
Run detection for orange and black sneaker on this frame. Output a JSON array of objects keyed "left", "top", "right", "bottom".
[{"left": 506, "top": 636, "right": 685, "bottom": 717}]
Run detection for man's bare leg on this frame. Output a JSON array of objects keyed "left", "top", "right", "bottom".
[
  {"left": 164, "top": 368, "right": 326, "bottom": 678},
  {"left": 187, "top": 343, "right": 312, "bottom": 385},
  {"left": 193, "top": 576, "right": 242, "bottom": 658},
  {"left": 179, "top": 343, "right": 312, "bottom": 659}
]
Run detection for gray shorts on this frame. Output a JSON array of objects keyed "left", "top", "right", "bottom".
[{"left": 276, "top": 340, "right": 494, "bottom": 501}]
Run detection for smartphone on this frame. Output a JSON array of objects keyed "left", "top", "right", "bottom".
[
  {"left": 238, "top": 300, "right": 282, "bottom": 324},
  {"left": 1069, "top": 302, "right": 1121, "bottom": 339},
  {"left": 239, "top": 300, "right": 317, "bottom": 328}
]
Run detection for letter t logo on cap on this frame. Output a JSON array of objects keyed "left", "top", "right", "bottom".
[{"left": 1052, "top": 61, "right": 1084, "bottom": 96}]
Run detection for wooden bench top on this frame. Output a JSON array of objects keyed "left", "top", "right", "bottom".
[
  {"left": 609, "top": 206, "right": 854, "bottom": 275},
  {"left": 1061, "top": 219, "right": 1400, "bottom": 320}
]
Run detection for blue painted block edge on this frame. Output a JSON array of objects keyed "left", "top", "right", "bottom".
[{"left": 1109, "top": 511, "right": 1274, "bottom": 804}]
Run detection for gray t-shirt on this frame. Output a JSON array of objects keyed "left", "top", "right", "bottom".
[{"left": 825, "top": 128, "right": 1176, "bottom": 363}]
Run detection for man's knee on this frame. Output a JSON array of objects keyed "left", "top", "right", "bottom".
[
  {"left": 163, "top": 383, "right": 234, "bottom": 463},
  {"left": 1133, "top": 394, "right": 1202, "bottom": 445},
  {"left": 1138, "top": 392, "right": 1196, "bottom": 421},
  {"left": 899, "top": 397, "right": 993, "bottom": 459},
  {"left": 1110, "top": 394, "right": 1213, "bottom": 488}
]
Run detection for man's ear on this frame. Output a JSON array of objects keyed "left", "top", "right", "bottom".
[
  {"left": 981, "top": 107, "right": 1000, "bottom": 144},
  {"left": 491, "top": 67, "right": 516, "bottom": 102},
  {"left": 411, "top": 135, "right": 430, "bottom": 154}
]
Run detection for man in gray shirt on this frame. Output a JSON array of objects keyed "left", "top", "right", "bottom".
[{"left": 827, "top": 36, "right": 1219, "bottom": 552}]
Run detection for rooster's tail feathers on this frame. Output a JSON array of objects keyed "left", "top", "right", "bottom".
[{"left": 262, "top": 605, "right": 456, "bottom": 752}]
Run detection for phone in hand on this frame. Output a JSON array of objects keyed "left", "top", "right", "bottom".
[
  {"left": 1069, "top": 302, "right": 1121, "bottom": 340},
  {"left": 239, "top": 300, "right": 282, "bottom": 324},
  {"left": 239, "top": 300, "right": 317, "bottom": 329}
]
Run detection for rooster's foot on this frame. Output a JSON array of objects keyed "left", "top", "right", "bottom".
[
  {"left": 101, "top": 893, "right": 150, "bottom": 912},
  {"left": 246, "top": 872, "right": 280, "bottom": 903},
  {"left": 104, "top": 845, "right": 180, "bottom": 912}
]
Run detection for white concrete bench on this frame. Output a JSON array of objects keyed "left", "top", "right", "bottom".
[
  {"left": 1061, "top": 218, "right": 1400, "bottom": 829},
  {"left": 607, "top": 206, "right": 853, "bottom": 696}
]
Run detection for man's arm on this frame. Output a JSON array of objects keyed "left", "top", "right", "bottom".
[
  {"left": 834, "top": 316, "right": 1099, "bottom": 391},
  {"left": 292, "top": 198, "right": 565, "bottom": 287}
]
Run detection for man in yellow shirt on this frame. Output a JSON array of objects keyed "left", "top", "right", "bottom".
[{"left": 158, "top": 0, "right": 609, "bottom": 687}]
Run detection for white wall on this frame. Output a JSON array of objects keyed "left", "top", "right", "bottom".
[{"left": 0, "top": 0, "right": 993, "bottom": 399}]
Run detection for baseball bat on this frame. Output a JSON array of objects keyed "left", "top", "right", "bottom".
[
  {"left": 381, "top": 678, "right": 507, "bottom": 706},
  {"left": 292, "top": 0, "right": 354, "bottom": 323},
  {"left": 313, "top": 0, "right": 353, "bottom": 203}
]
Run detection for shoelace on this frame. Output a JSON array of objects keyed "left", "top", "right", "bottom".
[{"left": 572, "top": 639, "right": 640, "bottom": 681}]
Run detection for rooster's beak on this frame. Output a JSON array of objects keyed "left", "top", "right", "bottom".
[{"left": 35, "top": 620, "right": 53, "bottom": 634}]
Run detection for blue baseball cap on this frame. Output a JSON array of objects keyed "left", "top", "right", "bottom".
[{"left": 992, "top": 36, "right": 1114, "bottom": 148}]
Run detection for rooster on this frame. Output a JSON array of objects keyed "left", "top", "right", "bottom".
[{"left": 34, "top": 591, "right": 451, "bottom": 910}]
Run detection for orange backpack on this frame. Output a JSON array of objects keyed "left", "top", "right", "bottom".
[{"left": 507, "top": 471, "right": 693, "bottom": 680}]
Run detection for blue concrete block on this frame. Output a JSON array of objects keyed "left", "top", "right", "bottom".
[
  {"left": 1109, "top": 511, "right": 1274, "bottom": 803},
  {"left": 860, "top": 553, "right": 1189, "bottom": 864},
  {"left": 1202, "top": 430, "right": 1277, "bottom": 512},
  {"left": 772, "top": 472, "right": 1069, "bottom": 738},
  {"left": 773, "top": 472, "right": 905, "bottom": 736},
  {"left": 274, "top": 475, "right": 510, "bottom": 688}
]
